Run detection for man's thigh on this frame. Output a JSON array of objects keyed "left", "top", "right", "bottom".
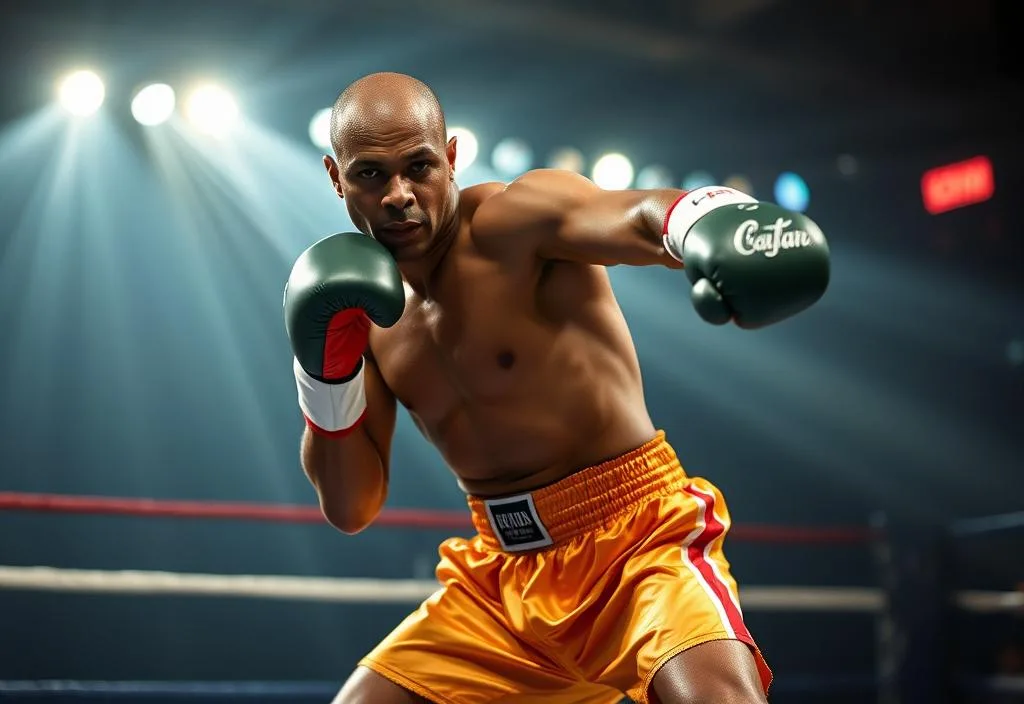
[
  {"left": 649, "top": 640, "right": 767, "bottom": 704},
  {"left": 585, "top": 479, "right": 772, "bottom": 702},
  {"left": 358, "top": 540, "right": 623, "bottom": 703},
  {"left": 333, "top": 665, "right": 431, "bottom": 704}
]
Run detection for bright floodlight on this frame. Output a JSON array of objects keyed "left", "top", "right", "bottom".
[
  {"left": 592, "top": 153, "right": 634, "bottom": 190},
  {"left": 131, "top": 83, "right": 176, "bottom": 126},
  {"left": 723, "top": 174, "right": 754, "bottom": 197},
  {"left": 58, "top": 70, "right": 105, "bottom": 116},
  {"left": 491, "top": 138, "right": 533, "bottom": 177},
  {"left": 635, "top": 165, "right": 674, "bottom": 189},
  {"left": 309, "top": 107, "right": 332, "bottom": 151},
  {"left": 683, "top": 170, "right": 715, "bottom": 192},
  {"left": 185, "top": 84, "right": 239, "bottom": 136},
  {"left": 548, "top": 147, "right": 585, "bottom": 174},
  {"left": 774, "top": 171, "right": 810, "bottom": 212},
  {"left": 448, "top": 126, "right": 478, "bottom": 172}
]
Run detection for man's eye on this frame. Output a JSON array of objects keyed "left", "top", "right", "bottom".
[
  {"left": 358, "top": 169, "right": 380, "bottom": 179},
  {"left": 410, "top": 161, "right": 429, "bottom": 174}
]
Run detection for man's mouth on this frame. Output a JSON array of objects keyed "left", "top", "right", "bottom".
[{"left": 380, "top": 221, "right": 421, "bottom": 234}]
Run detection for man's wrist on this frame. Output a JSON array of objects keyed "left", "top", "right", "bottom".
[
  {"left": 293, "top": 357, "right": 368, "bottom": 435},
  {"left": 662, "top": 186, "right": 758, "bottom": 262}
]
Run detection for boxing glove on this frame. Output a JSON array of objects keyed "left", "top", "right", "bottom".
[
  {"left": 284, "top": 232, "right": 405, "bottom": 435},
  {"left": 662, "top": 186, "right": 830, "bottom": 329}
]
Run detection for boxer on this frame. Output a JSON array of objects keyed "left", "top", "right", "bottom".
[{"left": 284, "top": 71, "right": 830, "bottom": 703}]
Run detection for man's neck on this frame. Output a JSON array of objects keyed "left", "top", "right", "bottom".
[{"left": 398, "top": 181, "right": 461, "bottom": 298}]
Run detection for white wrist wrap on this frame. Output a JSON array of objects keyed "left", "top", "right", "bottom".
[
  {"left": 663, "top": 186, "right": 758, "bottom": 262},
  {"left": 293, "top": 357, "right": 367, "bottom": 433}
]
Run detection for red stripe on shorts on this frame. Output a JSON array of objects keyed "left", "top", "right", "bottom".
[{"left": 683, "top": 484, "right": 752, "bottom": 643}]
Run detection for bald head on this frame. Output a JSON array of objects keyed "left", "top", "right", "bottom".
[{"left": 330, "top": 72, "right": 447, "bottom": 158}]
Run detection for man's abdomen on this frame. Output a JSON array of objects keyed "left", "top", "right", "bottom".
[{"left": 427, "top": 352, "right": 657, "bottom": 497}]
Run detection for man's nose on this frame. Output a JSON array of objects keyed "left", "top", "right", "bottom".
[{"left": 381, "top": 176, "right": 414, "bottom": 211}]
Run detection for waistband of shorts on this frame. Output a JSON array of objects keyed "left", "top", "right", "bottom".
[{"left": 467, "top": 430, "right": 687, "bottom": 552}]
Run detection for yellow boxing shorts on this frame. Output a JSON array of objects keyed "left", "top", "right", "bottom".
[{"left": 360, "top": 431, "right": 772, "bottom": 704}]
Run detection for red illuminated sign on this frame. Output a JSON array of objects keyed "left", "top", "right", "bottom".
[{"left": 921, "top": 156, "right": 994, "bottom": 215}]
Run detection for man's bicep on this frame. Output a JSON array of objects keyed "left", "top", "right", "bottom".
[{"left": 361, "top": 354, "right": 398, "bottom": 480}]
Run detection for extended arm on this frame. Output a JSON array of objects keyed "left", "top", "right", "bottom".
[
  {"left": 474, "top": 168, "right": 684, "bottom": 268},
  {"left": 474, "top": 169, "right": 831, "bottom": 329}
]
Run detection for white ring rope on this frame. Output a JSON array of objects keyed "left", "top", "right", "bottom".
[
  {"left": 0, "top": 565, "right": 1018, "bottom": 613},
  {"left": 954, "top": 589, "right": 1024, "bottom": 613},
  {"left": 0, "top": 566, "right": 441, "bottom": 604}
]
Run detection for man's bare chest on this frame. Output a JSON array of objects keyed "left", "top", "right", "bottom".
[{"left": 370, "top": 270, "right": 543, "bottom": 421}]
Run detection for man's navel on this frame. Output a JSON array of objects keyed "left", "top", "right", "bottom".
[{"left": 497, "top": 350, "right": 515, "bottom": 370}]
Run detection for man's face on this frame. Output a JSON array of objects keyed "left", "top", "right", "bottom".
[{"left": 326, "top": 115, "right": 456, "bottom": 261}]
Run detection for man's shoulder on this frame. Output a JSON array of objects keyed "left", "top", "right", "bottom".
[
  {"left": 458, "top": 182, "right": 506, "bottom": 252},
  {"left": 464, "top": 169, "right": 593, "bottom": 207},
  {"left": 470, "top": 169, "right": 594, "bottom": 226},
  {"left": 459, "top": 181, "right": 507, "bottom": 209},
  {"left": 462, "top": 180, "right": 525, "bottom": 258},
  {"left": 464, "top": 170, "right": 596, "bottom": 260}
]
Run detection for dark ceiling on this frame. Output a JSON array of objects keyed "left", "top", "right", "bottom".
[{"left": 1, "top": 0, "right": 1019, "bottom": 170}]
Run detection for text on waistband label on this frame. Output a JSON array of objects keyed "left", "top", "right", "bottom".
[{"left": 483, "top": 493, "right": 553, "bottom": 552}]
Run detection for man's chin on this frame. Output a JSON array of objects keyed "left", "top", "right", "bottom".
[{"left": 379, "top": 233, "right": 431, "bottom": 261}]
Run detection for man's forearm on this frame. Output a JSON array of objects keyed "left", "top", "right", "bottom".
[
  {"left": 637, "top": 188, "right": 686, "bottom": 239},
  {"left": 301, "top": 425, "right": 387, "bottom": 534},
  {"left": 545, "top": 186, "right": 687, "bottom": 268}
]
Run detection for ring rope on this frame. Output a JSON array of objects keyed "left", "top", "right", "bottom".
[
  {"left": 0, "top": 566, "right": 442, "bottom": 604},
  {"left": 948, "top": 510, "right": 1024, "bottom": 537},
  {"left": 0, "top": 491, "right": 875, "bottom": 544},
  {"left": 955, "top": 675, "right": 1024, "bottom": 694},
  {"left": 0, "top": 674, "right": 890, "bottom": 696},
  {"left": 0, "top": 565, "right": 1018, "bottom": 613},
  {"left": 0, "top": 680, "right": 339, "bottom": 697}
]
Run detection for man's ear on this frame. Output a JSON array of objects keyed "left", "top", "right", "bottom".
[
  {"left": 323, "top": 155, "right": 344, "bottom": 199},
  {"left": 446, "top": 135, "right": 457, "bottom": 179}
]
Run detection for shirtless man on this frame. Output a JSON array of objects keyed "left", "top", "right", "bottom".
[{"left": 284, "top": 72, "right": 830, "bottom": 704}]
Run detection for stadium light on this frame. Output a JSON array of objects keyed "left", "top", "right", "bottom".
[
  {"left": 448, "top": 126, "right": 478, "bottom": 172},
  {"left": 774, "top": 172, "right": 810, "bottom": 212},
  {"left": 592, "top": 153, "right": 634, "bottom": 190},
  {"left": 58, "top": 70, "right": 105, "bottom": 116},
  {"left": 723, "top": 175, "right": 754, "bottom": 197},
  {"left": 131, "top": 83, "right": 176, "bottom": 126},
  {"left": 682, "top": 171, "right": 715, "bottom": 192},
  {"left": 635, "top": 165, "right": 674, "bottom": 189},
  {"left": 491, "top": 138, "right": 533, "bottom": 178},
  {"left": 185, "top": 84, "right": 239, "bottom": 136},
  {"left": 308, "top": 107, "right": 332, "bottom": 152},
  {"left": 548, "top": 147, "right": 585, "bottom": 174}
]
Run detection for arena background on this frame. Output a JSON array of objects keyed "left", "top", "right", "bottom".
[{"left": 0, "top": 1, "right": 1021, "bottom": 702}]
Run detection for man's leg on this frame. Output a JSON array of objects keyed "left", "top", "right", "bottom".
[
  {"left": 332, "top": 665, "right": 433, "bottom": 704},
  {"left": 585, "top": 476, "right": 772, "bottom": 703},
  {"left": 648, "top": 640, "right": 767, "bottom": 704}
]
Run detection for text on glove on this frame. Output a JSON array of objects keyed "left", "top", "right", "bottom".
[{"left": 733, "top": 218, "right": 814, "bottom": 258}]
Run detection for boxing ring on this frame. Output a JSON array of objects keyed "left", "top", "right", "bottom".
[{"left": 0, "top": 491, "right": 1020, "bottom": 703}]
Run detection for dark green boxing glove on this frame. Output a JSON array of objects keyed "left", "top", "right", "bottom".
[
  {"left": 284, "top": 232, "right": 404, "bottom": 435},
  {"left": 662, "top": 186, "right": 830, "bottom": 329}
]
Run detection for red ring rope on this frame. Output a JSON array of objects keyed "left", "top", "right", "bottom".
[{"left": 0, "top": 492, "right": 875, "bottom": 544}]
